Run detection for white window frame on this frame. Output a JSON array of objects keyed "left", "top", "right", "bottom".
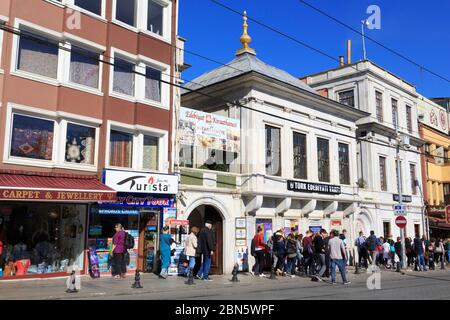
[
  {"left": 66, "top": 0, "right": 107, "bottom": 21},
  {"left": 112, "top": 0, "right": 172, "bottom": 43},
  {"left": 11, "top": 18, "right": 106, "bottom": 97},
  {"left": 3, "top": 103, "right": 101, "bottom": 171},
  {"left": 106, "top": 120, "right": 168, "bottom": 173},
  {"left": 109, "top": 47, "right": 170, "bottom": 109}
]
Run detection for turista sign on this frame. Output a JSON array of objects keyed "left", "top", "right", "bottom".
[{"left": 104, "top": 169, "right": 178, "bottom": 195}]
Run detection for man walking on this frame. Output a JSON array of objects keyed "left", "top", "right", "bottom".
[
  {"left": 328, "top": 230, "right": 350, "bottom": 285},
  {"left": 394, "top": 236, "right": 403, "bottom": 268},
  {"left": 196, "top": 221, "right": 214, "bottom": 281},
  {"left": 414, "top": 234, "right": 426, "bottom": 272},
  {"left": 366, "top": 230, "right": 377, "bottom": 267},
  {"left": 355, "top": 231, "right": 368, "bottom": 268},
  {"left": 313, "top": 229, "right": 327, "bottom": 281}
]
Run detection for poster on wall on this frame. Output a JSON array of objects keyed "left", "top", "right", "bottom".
[
  {"left": 256, "top": 219, "right": 273, "bottom": 242},
  {"left": 235, "top": 246, "right": 249, "bottom": 272},
  {"left": 163, "top": 207, "right": 177, "bottom": 224},
  {"left": 330, "top": 219, "right": 343, "bottom": 233},
  {"left": 284, "top": 219, "right": 299, "bottom": 236},
  {"left": 178, "top": 107, "right": 240, "bottom": 153},
  {"left": 168, "top": 220, "right": 189, "bottom": 275},
  {"left": 309, "top": 220, "right": 322, "bottom": 233}
]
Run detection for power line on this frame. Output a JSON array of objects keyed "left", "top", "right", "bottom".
[
  {"left": 297, "top": 0, "right": 450, "bottom": 87},
  {"left": 0, "top": 23, "right": 446, "bottom": 162}
]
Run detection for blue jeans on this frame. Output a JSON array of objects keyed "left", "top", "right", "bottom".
[
  {"left": 196, "top": 255, "right": 211, "bottom": 279},
  {"left": 286, "top": 257, "right": 296, "bottom": 274},
  {"left": 185, "top": 256, "right": 196, "bottom": 276},
  {"left": 417, "top": 254, "right": 426, "bottom": 270},
  {"left": 330, "top": 259, "right": 348, "bottom": 283}
]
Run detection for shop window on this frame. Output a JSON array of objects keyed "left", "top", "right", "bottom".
[
  {"left": 375, "top": 90, "right": 383, "bottom": 123},
  {"left": 0, "top": 203, "right": 86, "bottom": 277},
  {"left": 74, "top": 0, "right": 102, "bottom": 15},
  {"left": 265, "top": 125, "right": 281, "bottom": 176},
  {"left": 109, "top": 130, "right": 133, "bottom": 168},
  {"left": 115, "top": 0, "right": 137, "bottom": 27},
  {"left": 143, "top": 135, "right": 159, "bottom": 170},
  {"left": 147, "top": 0, "right": 164, "bottom": 36},
  {"left": 317, "top": 137, "right": 329, "bottom": 182},
  {"left": 379, "top": 156, "right": 387, "bottom": 191},
  {"left": 10, "top": 114, "right": 55, "bottom": 160},
  {"left": 113, "top": 57, "right": 135, "bottom": 96},
  {"left": 17, "top": 30, "right": 59, "bottom": 79},
  {"left": 69, "top": 46, "right": 100, "bottom": 89},
  {"left": 65, "top": 123, "right": 96, "bottom": 165},
  {"left": 338, "top": 89, "right": 354, "bottom": 107},
  {"left": 145, "top": 66, "right": 161, "bottom": 102},
  {"left": 293, "top": 132, "right": 307, "bottom": 180},
  {"left": 338, "top": 143, "right": 350, "bottom": 185},
  {"left": 199, "top": 149, "right": 238, "bottom": 172}
]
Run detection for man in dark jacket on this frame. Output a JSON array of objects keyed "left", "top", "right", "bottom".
[
  {"left": 196, "top": 221, "right": 214, "bottom": 281},
  {"left": 414, "top": 234, "right": 426, "bottom": 271},
  {"left": 366, "top": 231, "right": 377, "bottom": 266},
  {"left": 313, "top": 229, "right": 327, "bottom": 280}
]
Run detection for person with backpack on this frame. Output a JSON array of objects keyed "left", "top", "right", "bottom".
[
  {"left": 302, "top": 230, "right": 314, "bottom": 275},
  {"left": 313, "top": 229, "right": 327, "bottom": 280},
  {"left": 394, "top": 237, "right": 403, "bottom": 268},
  {"left": 355, "top": 232, "right": 368, "bottom": 268},
  {"left": 285, "top": 232, "right": 298, "bottom": 277},
  {"left": 366, "top": 230, "right": 377, "bottom": 267},
  {"left": 159, "top": 225, "right": 171, "bottom": 279},
  {"left": 251, "top": 226, "right": 267, "bottom": 277},
  {"left": 405, "top": 237, "right": 414, "bottom": 268},
  {"left": 414, "top": 234, "right": 426, "bottom": 271},
  {"left": 274, "top": 231, "right": 287, "bottom": 276},
  {"left": 111, "top": 223, "right": 127, "bottom": 279}
]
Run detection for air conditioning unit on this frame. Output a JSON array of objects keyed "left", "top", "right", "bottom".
[{"left": 400, "top": 135, "right": 411, "bottom": 148}]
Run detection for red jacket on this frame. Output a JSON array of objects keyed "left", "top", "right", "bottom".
[{"left": 254, "top": 233, "right": 266, "bottom": 251}]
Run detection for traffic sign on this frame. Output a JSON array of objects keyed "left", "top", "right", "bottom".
[
  {"left": 395, "top": 215, "right": 407, "bottom": 228},
  {"left": 393, "top": 204, "right": 406, "bottom": 215}
]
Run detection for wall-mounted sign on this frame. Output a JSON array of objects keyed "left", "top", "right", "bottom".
[
  {"left": 236, "top": 229, "right": 246, "bottom": 240},
  {"left": 418, "top": 97, "right": 449, "bottom": 134},
  {"left": 330, "top": 219, "right": 343, "bottom": 232},
  {"left": 103, "top": 169, "right": 178, "bottom": 195},
  {"left": 393, "top": 194, "right": 412, "bottom": 203},
  {"left": 287, "top": 180, "right": 341, "bottom": 195},
  {"left": 236, "top": 239, "right": 246, "bottom": 246},
  {"left": 92, "top": 208, "right": 140, "bottom": 215},
  {"left": 236, "top": 218, "right": 246, "bottom": 228},
  {"left": 178, "top": 107, "right": 240, "bottom": 153},
  {"left": 98, "top": 194, "right": 175, "bottom": 207}
]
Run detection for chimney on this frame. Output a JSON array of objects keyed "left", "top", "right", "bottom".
[
  {"left": 339, "top": 56, "right": 345, "bottom": 66},
  {"left": 347, "top": 40, "right": 351, "bottom": 64}
]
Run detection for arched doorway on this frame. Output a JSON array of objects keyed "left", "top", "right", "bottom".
[
  {"left": 188, "top": 205, "right": 223, "bottom": 274},
  {"left": 355, "top": 210, "right": 373, "bottom": 236}
]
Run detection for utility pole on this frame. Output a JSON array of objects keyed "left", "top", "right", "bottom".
[
  {"left": 396, "top": 129, "right": 407, "bottom": 270},
  {"left": 361, "top": 20, "right": 368, "bottom": 60}
]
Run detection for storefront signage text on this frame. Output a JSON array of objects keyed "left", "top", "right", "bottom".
[
  {"left": 393, "top": 194, "right": 412, "bottom": 203},
  {"left": 0, "top": 189, "right": 116, "bottom": 202},
  {"left": 104, "top": 170, "right": 178, "bottom": 195},
  {"left": 287, "top": 181, "right": 341, "bottom": 195},
  {"left": 98, "top": 195, "right": 175, "bottom": 207}
]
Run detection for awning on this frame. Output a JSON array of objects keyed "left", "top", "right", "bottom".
[
  {"left": 0, "top": 170, "right": 116, "bottom": 202},
  {"left": 428, "top": 216, "right": 450, "bottom": 230}
]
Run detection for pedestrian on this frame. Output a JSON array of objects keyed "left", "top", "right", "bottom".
[
  {"left": 184, "top": 226, "right": 199, "bottom": 277},
  {"left": 285, "top": 232, "right": 298, "bottom": 277},
  {"left": 196, "top": 221, "right": 214, "bottom": 281},
  {"left": 339, "top": 229, "right": 349, "bottom": 265},
  {"left": 446, "top": 238, "right": 450, "bottom": 263},
  {"left": 159, "top": 225, "right": 171, "bottom": 279},
  {"left": 302, "top": 230, "right": 314, "bottom": 275},
  {"left": 394, "top": 236, "right": 403, "bottom": 268},
  {"left": 328, "top": 230, "right": 350, "bottom": 285},
  {"left": 427, "top": 239, "right": 435, "bottom": 270},
  {"left": 414, "top": 234, "right": 426, "bottom": 271},
  {"left": 366, "top": 230, "right": 377, "bottom": 266},
  {"left": 355, "top": 231, "right": 368, "bottom": 268},
  {"left": 275, "top": 231, "right": 287, "bottom": 276},
  {"left": 295, "top": 234, "right": 303, "bottom": 272},
  {"left": 434, "top": 238, "right": 444, "bottom": 265},
  {"left": 323, "top": 231, "right": 331, "bottom": 278},
  {"left": 313, "top": 229, "right": 327, "bottom": 281},
  {"left": 382, "top": 238, "right": 391, "bottom": 267},
  {"left": 422, "top": 235, "right": 430, "bottom": 269},
  {"left": 405, "top": 237, "right": 413, "bottom": 268},
  {"left": 111, "top": 223, "right": 127, "bottom": 279},
  {"left": 251, "top": 226, "right": 267, "bottom": 277}
]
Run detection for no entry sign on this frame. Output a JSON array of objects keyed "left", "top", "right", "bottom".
[{"left": 395, "top": 215, "right": 407, "bottom": 228}]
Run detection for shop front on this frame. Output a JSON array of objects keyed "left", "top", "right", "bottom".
[
  {"left": 90, "top": 169, "right": 178, "bottom": 275},
  {"left": 0, "top": 170, "right": 116, "bottom": 279}
]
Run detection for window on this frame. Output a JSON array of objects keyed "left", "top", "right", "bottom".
[
  {"left": 391, "top": 98, "right": 398, "bottom": 129},
  {"left": 293, "top": 132, "right": 307, "bottom": 179},
  {"left": 338, "top": 90, "right": 354, "bottom": 107},
  {"left": 379, "top": 156, "right": 387, "bottom": 191},
  {"left": 375, "top": 91, "right": 383, "bottom": 122},
  {"left": 113, "top": 57, "right": 135, "bottom": 96},
  {"left": 145, "top": 66, "right": 161, "bottom": 102},
  {"left": 10, "top": 114, "right": 54, "bottom": 160},
  {"left": 406, "top": 105, "right": 412, "bottom": 133},
  {"left": 338, "top": 143, "right": 350, "bottom": 185},
  {"left": 143, "top": 135, "right": 159, "bottom": 170},
  {"left": 74, "top": 0, "right": 102, "bottom": 15},
  {"left": 317, "top": 138, "right": 329, "bottom": 182},
  {"left": 69, "top": 46, "right": 100, "bottom": 89},
  {"left": 147, "top": 0, "right": 164, "bottom": 36},
  {"left": 383, "top": 222, "right": 391, "bottom": 240},
  {"left": 396, "top": 160, "right": 403, "bottom": 193},
  {"left": 17, "top": 31, "right": 59, "bottom": 79},
  {"left": 115, "top": 0, "right": 137, "bottom": 27},
  {"left": 410, "top": 164, "right": 417, "bottom": 195},
  {"left": 109, "top": 130, "right": 133, "bottom": 168},
  {"left": 265, "top": 125, "right": 281, "bottom": 176},
  {"left": 65, "top": 123, "right": 96, "bottom": 165},
  {"left": 444, "top": 184, "right": 450, "bottom": 205}
]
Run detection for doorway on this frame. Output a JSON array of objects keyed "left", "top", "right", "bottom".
[
  {"left": 137, "top": 210, "right": 160, "bottom": 273},
  {"left": 188, "top": 205, "right": 223, "bottom": 275}
]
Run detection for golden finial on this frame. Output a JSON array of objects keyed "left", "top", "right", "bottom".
[{"left": 236, "top": 11, "right": 256, "bottom": 56}]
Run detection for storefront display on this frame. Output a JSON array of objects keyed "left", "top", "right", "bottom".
[
  {"left": 167, "top": 219, "right": 189, "bottom": 275},
  {"left": 256, "top": 219, "right": 273, "bottom": 242},
  {"left": 284, "top": 219, "right": 299, "bottom": 236},
  {"left": 0, "top": 203, "right": 86, "bottom": 278}
]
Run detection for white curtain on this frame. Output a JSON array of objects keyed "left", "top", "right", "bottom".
[
  {"left": 18, "top": 35, "right": 58, "bottom": 78},
  {"left": 70, "top": 50, "right": 99, "bottom": 88},
  {"left": 113, "top": 58, "right": 135, "bottom": 96}
]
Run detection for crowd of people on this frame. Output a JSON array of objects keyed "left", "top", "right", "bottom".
[
  {"left": 251, "top": 227, "right": 450, "bottom": 284},
  {"left": 251, "top": 227, "right": 351, "bottom": 284}
]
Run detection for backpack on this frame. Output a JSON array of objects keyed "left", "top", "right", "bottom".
[
  {"left": 366, "top": 236, "right": 375, "bottom": 251},
  {"left": 124, "top": 232, "right": 135, "bottom": 250},
  {"left": 250, "top": 237, "right": 256, "bottom": 257}
]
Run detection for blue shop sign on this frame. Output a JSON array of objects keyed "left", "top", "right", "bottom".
[
  {"left": 98, "top": 193, "right": 175, "bottom": 208},
  {"left": 309, "top": 226, "right": 322, "bottom": 233}
]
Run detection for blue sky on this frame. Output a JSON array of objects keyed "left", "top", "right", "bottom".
[{"left": 179, "top": 0, "right": 450, "bottom": 98}]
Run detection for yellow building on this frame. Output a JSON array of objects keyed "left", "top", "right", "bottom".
[{"left": 418, "top": 96, "right": 450, "bottom": 238}]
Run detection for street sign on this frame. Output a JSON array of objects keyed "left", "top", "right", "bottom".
[
  {"left": 393, "top": 204, "right": 406, "bottom": 215},
  {"left": 395, "top": 215, "right": 407, "bottom": 228}
]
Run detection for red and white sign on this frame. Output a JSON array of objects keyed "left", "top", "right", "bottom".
[
  {"left": 395, "top": 215, "right": 407, "bottom": 228},
  {"left": 446, "top": 206, "right": 450, "bottom": 225}
]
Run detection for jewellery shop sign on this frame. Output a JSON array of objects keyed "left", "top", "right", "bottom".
[
  {"left": 287, "top": 181, "right": 341, "bottom": 195},
  {"left": 103, "top": 169, "right": 179, "bottom": 195}
]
